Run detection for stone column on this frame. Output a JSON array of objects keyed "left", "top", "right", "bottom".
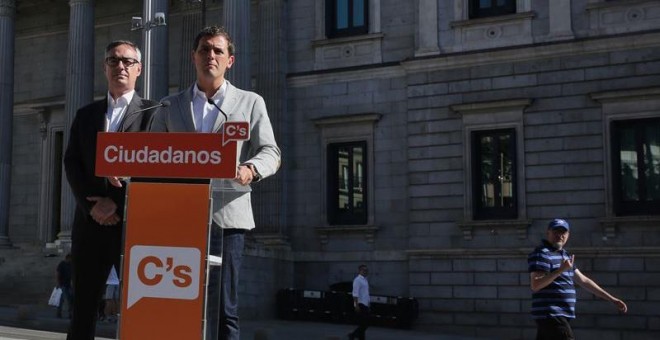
[
  {"left": 252, "top": 0, "right": 285, "bottom": 236},
  {"left": 60, "top": 0, "right": 95, "bottom": 244},
  {"left": 369, "top": 0, "right": 381, "bottom": 34},
  {"left": 415, "top": 0, "right": 440, "bottom": 56},
  {"left": 549, "top": 0, "right": 574, "bottom": 40},
  {"left": 222, "top": 0, "right": 250, "bottom": 90},
  {"left": 0, "top": 0, "right": 15, "bottom": 248},
  {"left": 178, "top": 1, "right": 204, "bottom": 91},
  {"left": 141, "top": 0, "right": 169, "bottom": 100}
]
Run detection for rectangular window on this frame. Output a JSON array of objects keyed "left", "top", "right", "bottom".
[
  {"left": 327, "top": 141, "right": 367, "bottom": 224},
  {"left": 611, "top": 118, "right": 660, "bottom": 216},
  {"left": 326, "top": 0, "right": 369, "bottom": 38},
  {"left": 470, "top": 0, "right": 516, "bottom": 19},
  {"left": 472, "top": 129, "right": 517, "bottom": 220}
]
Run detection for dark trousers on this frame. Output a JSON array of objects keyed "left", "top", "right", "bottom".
[
  {"left": 350, "top": 304, "right": 370, "bottom": 340},
  {"left": 57, "top": 286, "right": 73, "bottom": 318},
  {"left": 536, "top": 317, "right": 575, "bottom": 340},
  {"left": 67, "top": 223, "right": 121, "bottom": 340},
  {"left": 206, "top": 227, "right": 244, "bottom": 340}
]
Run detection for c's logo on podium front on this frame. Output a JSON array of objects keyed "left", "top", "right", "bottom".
[
  {"left": 127, "top": 245, "right": 200, "bottom": 308},
  {"left": 137, "top": 255, "right": 193, "bottom": 287}
]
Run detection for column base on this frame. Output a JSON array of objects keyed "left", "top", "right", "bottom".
[
  {"left": 55, "top": 230, "right": 72, "bottom": 252},
  {"left": 0, "top": 235, "right": 12, "bottom": 248}
]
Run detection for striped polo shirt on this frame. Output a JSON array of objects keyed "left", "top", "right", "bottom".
[{"left": 527, "top": 240, "right": 577, "bottom": 319}]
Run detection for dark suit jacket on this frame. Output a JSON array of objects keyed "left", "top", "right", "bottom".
[{"left": 64, "top": 94, "right": 158, "bottom": 229}]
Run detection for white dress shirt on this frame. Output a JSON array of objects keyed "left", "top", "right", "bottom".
[
  {"left": 352, "top": 274, "right": 370, "bottom": 307},
  {"left": 192, "top": 81, "right": 228, "bottom": 133},
  {"left": 106, "top": 266, "right": 119, "bottom": 285},
  {"left": 106, "top": 90, "right": 135, "bottom": 132}
]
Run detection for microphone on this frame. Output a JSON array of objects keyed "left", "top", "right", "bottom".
[
  {"left": 130, "top": 100, "right": 170, "bottom": 115},
  {"left": 207, "top": 98, "right": 228, "bottom": 123}
]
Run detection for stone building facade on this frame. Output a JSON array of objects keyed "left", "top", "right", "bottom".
[{"left": 2, "top": 0, "right": 659, "bottom": 339}]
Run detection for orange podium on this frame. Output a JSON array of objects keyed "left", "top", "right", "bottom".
[{"left": 95, "top": 127, "right": 249, "bottom": 340}]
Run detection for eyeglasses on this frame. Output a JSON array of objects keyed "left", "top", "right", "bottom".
[{"left": 105, "top": 56, "right": 140, "bottom": 67}]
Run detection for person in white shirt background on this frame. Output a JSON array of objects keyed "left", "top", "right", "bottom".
[
  {"left": 349, "top": 264, "right": 370, "bottom": 340},
  {"left": 103, "top": 266, "right": 120, "bottom": 323}
]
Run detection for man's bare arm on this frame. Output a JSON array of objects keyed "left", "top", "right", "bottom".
[
  {"left": 574, "top": 269, "right": 628, "bottom": 313},
  {"left": 530, "top": 255, "right": 574, "bottom": 292}
]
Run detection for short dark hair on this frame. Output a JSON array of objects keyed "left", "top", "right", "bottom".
[
  {"left": 105, "top": 40, "right": 142, "bottom": 62},
  {"left": 358, "top": 264, "right": 367, "bottom": 271},
  {"left": 192, "top": 26, "right": 235, "bottom": 56}
]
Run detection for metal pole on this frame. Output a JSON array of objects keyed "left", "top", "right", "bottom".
[
  {"left": 201, "top": 0, "right": 206, "bottom": 28},
  {"left": 142, "top": 0, "right": 153, "bottom": 98},
  {"left": 140, "top": 0, "right": 168, "bottom": 100}
]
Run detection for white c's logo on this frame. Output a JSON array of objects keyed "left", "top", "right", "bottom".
[{"left": 127, "top": 245, "right": 200, "bottom": 309}]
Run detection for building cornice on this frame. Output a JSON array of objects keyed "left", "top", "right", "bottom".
[
  {"left": 289, "top": 246, "right": 660, "bottom": 262},
  {"left": 288, "top": 30, "right": 660, "bottom": 87},
  {"left": 451, "top": 99, "right": 533, "bottom": 115},
  {"left": 68, "top": 0, "right": 93, "bottom": 5},
  {"left": 590, "top": 86, "right": 660, "bottom": 102},
  {"left": 401, "top": 30, "right": 660, "bottom": 73},
  {"left": 312, "top": 113, "right": 382, "bottom": 127},
  {"left": 407, "top": 246, "right": 660, "bottom": 259},
  {"left": 287, "top": 63, "right": 404, "bottom": 88}
]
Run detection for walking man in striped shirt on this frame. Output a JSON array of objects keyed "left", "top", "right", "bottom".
[{"left": 528, "top": 218, "right": 627, "bottom": 340}]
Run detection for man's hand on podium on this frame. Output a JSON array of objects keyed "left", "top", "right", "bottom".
[
  {"left": 235, "top": 164, "right": 256, "bottom": 185},
  {"left": 87, "top": 196, "right": 120, "bottom": 226},
  {"left": 108, "top": 176, "right": 123, "bottom": 188}
]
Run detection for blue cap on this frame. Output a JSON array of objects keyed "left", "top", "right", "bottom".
[{"left": 548, "top": 218, "right": 570, "bottom": 231}]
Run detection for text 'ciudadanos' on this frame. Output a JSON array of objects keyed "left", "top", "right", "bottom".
[
  {"left": 104, "top": 145, "right": 222, "bottom": 165},
  {"left": 95, "top": 126, "right": 249, "bottom": 180}
]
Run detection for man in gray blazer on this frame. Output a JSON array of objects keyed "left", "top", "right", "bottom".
[{"left": 149, "top": 26, "right": 280, "bottom": 340}]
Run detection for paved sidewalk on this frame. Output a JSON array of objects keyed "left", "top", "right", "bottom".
[{"left": 0, "top": 305, "right": 491, "bottom": 340}]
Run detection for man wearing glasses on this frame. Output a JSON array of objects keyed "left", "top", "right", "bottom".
[{"left": 64, "top": 40, "right": 159, "bottom": 340}]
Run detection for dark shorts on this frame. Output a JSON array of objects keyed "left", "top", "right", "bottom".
[{"left": 536, "top": 316, "right": 575, "bottom": 340}]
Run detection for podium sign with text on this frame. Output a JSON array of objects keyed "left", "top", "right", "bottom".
[
  {"left": 95, "top": 128, "right": 249, "bottom": 340},
  {"left": 95, "top": 129, "right": 248, "bottom": 179}
]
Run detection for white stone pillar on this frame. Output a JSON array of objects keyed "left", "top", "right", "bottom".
[
  {"left": 0, "top": 0, "right": 15, "bottom": 248},
  {"left": 416, "top": 0, "right": 440, "bottom": 56},
  {"left": 253, "top": 0, "right": 285, "bottom": 235},
  {"left": 178, "top": 2, "right": 204, "bottom": 91},
  {"left": 370, "top": 0, "right": 381, "bottom": 34},
  {"left": 549, "top": 0, "right": 574, "bottom": 40},
  {"left": 60, "top": 0, "right": 95, "bottom": 244},
  {"left": 222, "top": 0, "right": 250, "bottom": 90}
]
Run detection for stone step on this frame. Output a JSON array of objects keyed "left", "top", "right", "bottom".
[{"left": 0, "top": 245, "right": 65, "bottom": 306}]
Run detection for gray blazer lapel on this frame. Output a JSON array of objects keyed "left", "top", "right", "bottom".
[
  {"left": 179, "top": 86, "right": 197, "bottom": 132},
  {"left": 213, "top": 81, "right": 241, "bottom": 133}
]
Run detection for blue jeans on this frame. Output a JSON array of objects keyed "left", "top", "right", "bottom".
[{"left": 206, "top": 227, "right": 244, "bottom": 340}]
